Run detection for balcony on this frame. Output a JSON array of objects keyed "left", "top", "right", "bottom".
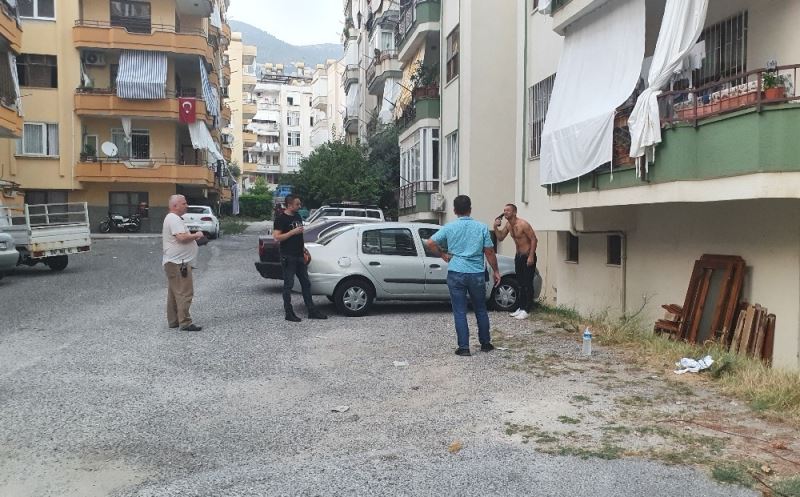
[
  {"left": 396, "top": 85, "right": 440, "bottom": 132},
  {"left": 396, "top": 180, "right": 440, "bottom": 221},
  {"left": 0, "top": 102, "right": 21, "bottom": 138},
  {"left": 367, "top": 50, "right": 401, "bottom": 94},
  {"left": 343, "top": 64, "right": 360, "bottom": 92},
  {"left": 397, "top": 0, "right": 441, "bottom": 63},
  {"left": 242, "top": 130, "right": 257, "bottom": 145},
  {"left": 243, "top": 73, "right": 257, "bottom": 92},
  {"left": 75, "top": 158, "right": 215, "bottom": 187},
  {"left": 549, "top": 64, "right": 800, "bottom": 209},
  {"left": 74, "top": 88, "right": 211, "bottom": 124},
  {"left": 312, "top": 94, "right": 327, "bottom": 111},
  {"left": 242, "top": 45, "right": 257, "bottom": 65},
  {"left": 256, "top": 163, "right": 280, "bottom": 174},
  {"left": 242, "top": 100, "right": 257, "bottom": 118},
  {"left": 0, "top": 0, "right": 22, "bottom": 53},
  {"left": 343, "top": 111, "right": 358, "bottom": 134},
  {"left": 73, "top": 20, "right": 214, "bottom": 63}
]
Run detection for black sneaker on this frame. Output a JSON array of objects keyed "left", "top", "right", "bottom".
[
  {"left": 181, "top": 324, "right": 202, "bottom": 331},
  {"left": 481, "top": 343, "right": 495, "bottom": 352},
  {"left": 285, "top": 313, "right": 302, "bottom": 322},
  {"left": 308, "top": 310, "right": 328, "bottom": 320},
  {"left": 455, "top": 348, "right": 471, "bottom": 356}
]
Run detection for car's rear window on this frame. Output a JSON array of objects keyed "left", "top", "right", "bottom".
[
  {"left": 316, "top": 224, "right": 355, "bottom": 246},
  {"left": 187, "top": 207, "right": 210, "bottom": 214},
  {"left": 366, "top": 210, "right": 381, "bottom": 219}
]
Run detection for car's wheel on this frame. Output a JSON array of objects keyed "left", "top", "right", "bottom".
[
  {"left": 491, "top": 276, "right": 519, "bottom": 312},
  {"left": 326, "top": 296, "right": 335, "bottom": 303},
  {"left": 46, "top": 255, "right": 68, "bottom": 272},
  {"left": 333, "top": 278, "right": 374, "bottom": 317},
  {"left": 210, "top": 227, "right": 219, "bottom": 240}
]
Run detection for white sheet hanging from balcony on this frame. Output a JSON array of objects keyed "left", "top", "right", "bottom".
[
  {"left": 628, "top": 0, "right": 708, "bottom": 174},
  {"left": 199, "top": 57, "right": 220, "bottom": 122},
  {"left": 116, "top": 50, "right": 167, "bottom": 99},
  {"left": 210, "top": 2, "right": 222, "bottom": 29},
  {"left": 188, "top": 121, "right": 224, "bottom": 162},
  {"left": 539, "top": 0, "right": 646, "bottom": 185},
  {"left": 252, "top": 109, "right": 280, "bottom": 122},
  {"left": 343, "top": 39, "right": 359, "bottom": 66},
  {"left": 346, "top": 83, "right": 360, "bottom": 116},
  {"left": 379, "top": 78, "right": 400, "bottom": 124},
  {"left": 8, "top": 53, "right": 22, "bottom": 116}
]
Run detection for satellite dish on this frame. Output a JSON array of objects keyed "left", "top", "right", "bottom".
[{"left": 101, "top": 141, "right": 118, "bottom": 157}]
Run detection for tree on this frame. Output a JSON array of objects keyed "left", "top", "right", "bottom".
[
  {"left": 285, "top": 141, "right": 380, "bottom": 208},
  {"left": 365, "top": 122, "right": 400, "bottom": 220},
  {"left": 248, "top": 176, "right": 270, "bottom": 195}
]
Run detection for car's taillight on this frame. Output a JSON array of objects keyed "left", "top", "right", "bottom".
[
  {"left": 258, "top": 239, "right": 265, "bottom": 257},
  {"left": 201, "top": 217, "right": 213, "bottom": 221}
]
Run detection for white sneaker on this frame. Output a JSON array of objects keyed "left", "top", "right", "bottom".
[
  {"left": 514, "top": 310, "right": 529, "bottom": 320},
  {"left": 510, "top": 309, "right": 522, "bottom": 317}
]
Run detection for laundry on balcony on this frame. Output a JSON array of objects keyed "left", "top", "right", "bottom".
[
  {"left": 251, "top": 109, "right": 281, "bottom": 122},
  {"left": 395, "top": 46, "right": 424, "bottom": 119},
  {"left": 539, "top": 0, "right": 645, "bottom": 185},
  {"left": 379, "top": 78, "right": 401, "bottom": 124},
  {"left": 1, "top": 52, "right": 22, "bottom": 115},
  {"left": 210, "top": 2, "right": 222, "bottom": 29},
  {"left": 199, "top": 57, "right": 220, "bottom": 123},
  {"left": 246, "top": 121, "right": 279, "bottom": 136},
  {"left": 188, "top": 121, "right": 224, "bottom": 163},
  {"left": 116, "top": 50, "right": 168, "bottom": 100}
]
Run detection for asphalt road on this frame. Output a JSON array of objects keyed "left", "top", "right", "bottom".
[{"left": 0, "top": 232, "right": 757, "bottom": 497}]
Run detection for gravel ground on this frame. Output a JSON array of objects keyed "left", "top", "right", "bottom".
[{"left": 0, "top": 232, "right": 758, "bottom": 497}]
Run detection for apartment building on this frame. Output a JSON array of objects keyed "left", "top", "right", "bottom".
[
  {"left": 310, "top": 59, "right": 345, "bottom": 149},
  {"left": 0, "top": 0, "right": 232, "bottom": 231},
  {"left": 227, "top": 32, "right": 257, "bottom": 192},
  {"left": 392, "top": 0, "right": 518, "bottom": 235},
  {"left": 0, "top": 0, "right": 23, "bottom": 208},
  {"left": 241, "top": 65, "right": 314, "bottom": 188},
  {"left": 516, "top": 0, "right": 800, "bottom": 369}
]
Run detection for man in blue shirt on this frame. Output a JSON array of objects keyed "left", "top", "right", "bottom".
[{"left": 427, "top": 195, "right": 501, "bottom": 356}]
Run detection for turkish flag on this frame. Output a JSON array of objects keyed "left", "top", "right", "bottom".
[{"left": 179, "top": 98, "right": 196, "bottom": 124}]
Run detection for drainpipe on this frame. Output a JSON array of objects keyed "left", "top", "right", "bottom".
[
  {"left": 569, "top": 211, "right": 627, "bottom": 315},
  {"left": 521, "top": 0, "right": 529, "bottom": 204}
]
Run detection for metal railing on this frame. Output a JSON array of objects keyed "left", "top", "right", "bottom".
[
  {"left": 0, "top": 0, "right": 19, "bottom": 24},
  {"left": 396, "top": 180, "right": 439, "bottom": 210},
  {"left": 75, "top": 19, "right": 208, "bottom": 38},
  {"left": 2, "top": 203, "right": 90, "bottom": 227},
  {"left": 78, "top": 156, "right": 213, "bottom": 168},
  {"left": 658, "top": 64, "right": 800, "bottom": 125},
  {"left": 366, "top": 50, "right": 399, "bottom": 85},
  {"left": 398, "top": 1, "right": 417, "bottom": 43},
  {"left": 75, "top": 87, "right": 206, "bottom": 100}
]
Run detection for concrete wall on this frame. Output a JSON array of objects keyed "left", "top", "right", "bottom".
[{"left": 226, "top": 34, "right": 244, "bottom": 180}]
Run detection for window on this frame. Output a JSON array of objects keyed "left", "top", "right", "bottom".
[
  {"left": 566, "top": 233, "right": 579, "bottom": 263},
  {"left": 445, "top": 131, "right": 458, "bottom": 181},
  {"left": 83, "top": 135, "right": 98, "bottom": 156},
  {"left": 528, "top": 74, "right": 556, "bottom": 159},
  {"left": 110, "top": 0, "right": 151, "bottom": 34},
  {"left": 446, "top": 26, "right": 460, "bottom": 82},
  {"left": 343, "top": 210, "right": 366, "bottom": 217},
  {"left": 16, "top": 123, "right": 58, "bottom": 156},
  {"left": 287, "top": 131, "right": 301, "bottom": 147},
  {"left": 418, "top": 227, "right": 446, "bottom": 257},
  {"left": 19, "top": 0, "right": 54, "bottom": 19},
  {"left": 111, "top": 128, "right": 150, "bottom": 159},
  {"left": 287, "top": 151, "right": 301, "bottom": 168},
  {"left": 695, "top": 11, "right": 748, "bottom": 86},
  {"left": 287, "top": 96, "right": 295, "bottom": 106},
  {"left": 25, "top": 190, "right": 67, "bottom": 205},
  {"left": 381, "top": 31, "right": 394, "bottom": 51},
  {"left": 607, "top": 235, "right": 622, "bottom": 266},
  {"left": 362, "top": 228, "right": 417, "bottom": 257},
  {"left": 287, "top": 111, "right": 300, "bottom": 127},
  {"left": 17, "top": 54, "right": 58, "bottom": 88},
  {"left": 109, "top": 192, "right": 148, "bottom": 217}
]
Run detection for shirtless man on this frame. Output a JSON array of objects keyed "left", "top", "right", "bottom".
[{"left": 494, "top": 204, "right": 538, "bottom": 319}]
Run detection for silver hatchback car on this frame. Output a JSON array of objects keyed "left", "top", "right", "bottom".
[{"left": 300, "top": 222, "right": 542, "bottom": 316}]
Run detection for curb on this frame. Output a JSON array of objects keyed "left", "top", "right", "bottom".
[{"left": 92, "top": 234, "right": 162, "bottom": 240}]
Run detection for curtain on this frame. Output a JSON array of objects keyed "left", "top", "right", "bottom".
[
  {"left": 47, "top": 123, "right": 58, "bottom": 156},
  {"left": 188, "top": 121, "right": 223, "bottom": 162},
  {"left": 116, "top": 50, "right": 167, "bottom": 99},
  {"left": 628, "top": 0, "right": 709, "bottom": 174},
  {"left": 8, "top": 53, "right": 21, "bottom": 116},
  {"left": 121, "top": 117, "right": 132, "bottom": 143},
  {"left": 539, "top": 0, "right": 646, "bottom": 185},
  {"left": 199, "top": 57, "right": 220, "bottom": 125},
  {"left": 379, "top": 78, "right": 400, "bottom": 124}
]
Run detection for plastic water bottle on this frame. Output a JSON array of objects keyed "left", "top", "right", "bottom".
[{"left": 582, "top": 328, "right": 592, "bottom": 357}]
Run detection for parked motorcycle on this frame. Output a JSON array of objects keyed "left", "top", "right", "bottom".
[{"left": 98, "top": 212, "right": 142, "bottom": 233}]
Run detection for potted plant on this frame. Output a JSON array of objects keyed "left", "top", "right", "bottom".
[
  {"left": 762, "top": 72, "right": 788, "bottom": 100},
  {"left": 80, "top": 143, "right": 96, "bottom": 162},
  {"left": 411, "top": 61, "right": 439, "bottom": 98}
]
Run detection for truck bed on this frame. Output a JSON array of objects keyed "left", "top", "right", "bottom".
[{"left": 0, "top": 203, "right": 92, "bottom": 258}]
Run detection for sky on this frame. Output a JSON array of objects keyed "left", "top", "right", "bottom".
[{"left": 227, "top": 0, "right": 343, "bottom": 46}]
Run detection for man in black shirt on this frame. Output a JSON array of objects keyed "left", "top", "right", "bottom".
[{"left": 273, "top": 194, "right": 327, "bottom": 322}]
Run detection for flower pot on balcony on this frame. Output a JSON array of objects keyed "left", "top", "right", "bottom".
[{"left": 764, "top": 87, "right": 786, "bottom": 100}]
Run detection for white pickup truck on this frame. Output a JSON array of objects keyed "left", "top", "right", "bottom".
[{"left": 0, "top": 202, "right": 92, "bottom": 271}]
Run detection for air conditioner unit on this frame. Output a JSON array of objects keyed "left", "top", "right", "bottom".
[
  {"left": 431, "top": 193, "right": 446, "bottom": 212},
  {"left": 83, "top": 51, "right": 106, "bottom": 66}
]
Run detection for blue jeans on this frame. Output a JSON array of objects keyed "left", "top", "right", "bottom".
[{"left": 447, "top": 271, "right": 491, "bottom": 350}]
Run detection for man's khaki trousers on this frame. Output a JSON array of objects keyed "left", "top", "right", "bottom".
[{"left": 164, "top": 262, "right": 194, "bottom": 328}]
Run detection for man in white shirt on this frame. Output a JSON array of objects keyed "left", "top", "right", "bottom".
[{"left": 163, "top": 195, "right": 204, "bottom": 331}]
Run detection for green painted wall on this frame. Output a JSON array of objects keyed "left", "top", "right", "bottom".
[
  {"left": 416, "top": 0, "right": 441, "bottom": 24},
  {"left": 555, "top": 105, "right": 800, "bottom": 194}
]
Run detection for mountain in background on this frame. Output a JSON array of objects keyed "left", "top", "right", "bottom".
[{"left": 230, "top": 20, "right": 342, "bottom": 70}]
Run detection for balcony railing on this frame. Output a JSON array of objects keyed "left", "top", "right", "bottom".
[
  {"left": 78, "top": 156, "right": 212, "bottom": 168},
  {"left": 75, "top": 19, "right": 208, "bottom": 38},
  {"left": 396, "top": 180, "right": 439, "bottom": 210},
  {"left": 366, "top": 49, "right": 399, "bottom": 85},
  {"left": 76, "top": 87, "right": 205, "bottom": 100},
  {"left": 398, "top": 1, "right": 417, "bottom": 42},
  {"left": 658, "top": 64, "right": 800, "bottom": 125}
]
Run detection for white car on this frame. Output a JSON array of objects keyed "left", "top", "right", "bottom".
[
  {"left": 299, "top": 222, "right": 542, "bottom": 316},
  {"left": 184, "top": 205, "right": 220, "bottom": 239},
  {"left": 304, "top": 203, "right": 384, "bottom": 225}
]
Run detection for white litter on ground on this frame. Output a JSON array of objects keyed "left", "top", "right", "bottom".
[
  {"left": 674, "top": 355, "right": 714, "bottom": 374},
  {"left": 393, "top": 361, "right": 409, "bottom": 367},
  {"left": 331, "top": 406, "right": 350, "bottom": 413}
]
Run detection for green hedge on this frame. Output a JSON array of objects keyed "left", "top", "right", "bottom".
[{"left": 238, "top": 194, "right": 273, "bottom": 219}]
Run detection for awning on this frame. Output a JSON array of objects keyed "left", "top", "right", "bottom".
[
  {"left": 199, "top": 57, "right": 220, "bottom": 121},
  {"left": 539, "top": 0, "right": 646, "bottom": 185},
  {"left": 116, "top": 50, "right": 167, "bottom": 99},
  {"left": 379, "top": 78, "right": 400, "bottom": 124},
  {"left": 343, "top": 40, "right": 359, "bottom": 66},
  {"left": 252, "top": 109, "right": 280, "bottom": 122},
  {"left": 8, "top": 52, "right": 22, "bottom": 116},
  {"left": 210, "top": 2, "right": 222, "bottom": 29},
  {"left": 394, "top": 46, "right": 424, "bottom": 119},
  {"left": 628, "top": 0, "right": 708, "bottom": 171},
  {"left": 188, "top": 121, "right": 223, "bottom": 162}
]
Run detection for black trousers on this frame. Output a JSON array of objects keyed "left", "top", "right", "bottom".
[
  {"left": 281, "top": 255, "right": 315, "bottom": 312},
  {"left": 514, "top": 253, "right": 537, "bottom": 312}
]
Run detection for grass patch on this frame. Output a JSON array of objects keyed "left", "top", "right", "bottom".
[
  {"left": 711, "top": 463, "right": 755, "bottom": 487},
  {"left": 571, "top": 395, "right": 593, "bottom": 405},
  {"left": 533, "top": 306, "right": 800, "bottom": 424},
  {"left": 547, "top": 444, "right": 624, "bottom": 460},
  {"left": 220, "top": 218, "right": 249, "bottom": 235},
  {"left": 774, "top": 476, "right": 800, "bottom": 497},
  {"left": 557, "top": 415, "right": 581, "bottom": 425}
]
